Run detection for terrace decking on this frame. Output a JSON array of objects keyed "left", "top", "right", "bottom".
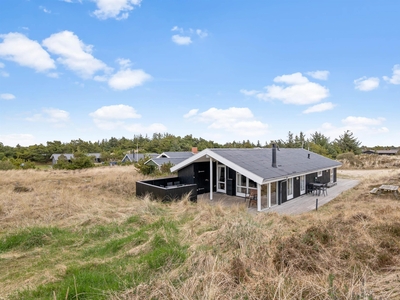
[{"left": 198, "top": 178, "right": 360, "bottom": 215}]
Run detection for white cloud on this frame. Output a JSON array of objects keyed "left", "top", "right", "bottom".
[
  {"left": 0, "top": 62, "right": 9, "bottom": 77},
  {"left": 240, "top": 89, "right": 259, "bottom": 96},
  {"left": 196, "top": 29, "right": 208, "bottom": 38},
  {"left": 92, "top": 0, "right": 142, "bottom": 20},
  {"left": 42, "top": 31, "right": 110, "bottom": 79},
  {"left": 89, "top": 104, "right": 141, "bottom": 120},
  {"left": 307, "top": 70, "right": 329, "bottom": 80},
  {"left": 171, "top": 27, "right": 208, "bottom": 45},
  {"left": 0, "top": 32, "right": 55, "bottom": 72},
  {"left": 172, "top": 35, "right": 192, "bottom": 46},
  {"left": 249, "top": 72, "right": 329, "bottom": 105},
  {"left": 186, "top": 107, "right": 268, "bottom": 137},
  {"left": 40, "top": 6, "right": 51, "bottom": 13},
  {"left": 171, "top": 26, "right": 183, "bottom": 33},
  {"left": 354, "top": 76, "right": 379, "bottom": 91},
  {"left": 273, "top": 72, "right": 309, "bottom": 85},
  {"left": 0, "top": 93, "right": 15, "bottom": 100},
  {"left": 116, "top": 58, "right": 132, "bottom": 69},
  {"left": 0, "top": 134, "right": 35, "bottom": 147},
  {"left": 383, "top": 64, "right": 400, "bottom": 85},
  {"left": 342, "top": 116, "right": 385, "bottom": 126},
  {"left": 309, "top": 116, "right": 388, "bottom": 144},
  {"left": 183, "top": 109, "right": 199, "bottom": 118},
  {"left": 303, "top": 102, "right": 335, "bottom": 114},
  {"left": 26, "top": 108, "right": 70, "bottom": 123},
  {"left": 89, "top": 104, "right": 166, "bottom": 133},
  {"left": 108, "top": 68, "right": 151, "bottom": 90}
]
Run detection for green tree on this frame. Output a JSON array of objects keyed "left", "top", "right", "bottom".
[{"left": 334, "top": 130, "right": 362, "bottom": 155}]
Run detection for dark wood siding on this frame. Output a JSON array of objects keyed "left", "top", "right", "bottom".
[
  {"left": 178, "top": 165, "right": 195, "bottom": 185},
  {"left": 280, "top": 180, "right": 287, "bottom": 204},
  {"left": 293, "top": 176, "right": 300, "bottom": 198},
  {"left": 334, "top": 168, "right": 337, "bottom": 182},
  {"left": 226, "top": 167, "right": 236, "bottom": 196}
]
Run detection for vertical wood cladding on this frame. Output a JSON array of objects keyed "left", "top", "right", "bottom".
[
  {"left": 334, "top": 168, "right": 337, "bottom": 182},
  {"left": 293, "top": 176, "right": 300, "bottom": 198},
  {"left": 226, "top": 167, "right": 236, "bottom": 196}
]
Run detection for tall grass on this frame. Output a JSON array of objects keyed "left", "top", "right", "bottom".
[{"left": 1, "top": 166, "right": 400, "bottom": 299}]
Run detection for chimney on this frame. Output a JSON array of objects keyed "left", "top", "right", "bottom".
[
  {"left": 192, "top": 147, "right": 198, "bottom": 154},
  {"left": 272, "top": 143, "right": 277, "bottom": 168}
]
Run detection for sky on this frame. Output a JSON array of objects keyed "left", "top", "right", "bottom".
[{"left": 1, "top": 0, "right": 400, "bottom": 147}]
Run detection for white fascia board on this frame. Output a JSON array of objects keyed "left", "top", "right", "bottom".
[
  {"left": 170, "top": 148, "right": 211, "bottom": 172},
  {"left": 207, "top": 151, "right": 264, "bottom": 185},
  {"left": 144, "top": 159, "right": 160, "bottom": 166},
  {"left": 171, "top": 149, "right": 264, "bottom": 185},
  {"left": 261, "top": 165, "right": 341, "bottom": 185},
  {"left": 156, "top": 152, "right": 170, "bottom": 159}
]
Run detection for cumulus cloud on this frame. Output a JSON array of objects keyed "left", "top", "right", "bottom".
[
  {"left": 183, "top": 109, "right": 199, "bottom": 118},
  {"left": 0, "top": 93, "right": 15, "bottom": 100},
  {"left": 306, "top": 70, "right": 329, "bottom": 80},
  {"left": 342, "top": 116, "right": 385, "bottom": 126},
  {"left": 185, "top": 107, "right": 268, "bottom": 137},
  {"left": 0, "top": 32, "right": 55, "bottom": 72},
  {"left": 0, "top": 134, "right": 35, "bottom": 147},
  {"left": 26, "top": 108, "right": 70, "bottom": 123},
  {"left": 89, "top": 104, "right": 141, "bottom": 120},
  {"left": 43, "top": 31, "right": 110, "bottom": 79},
  {"left": 354, "top": 76, "right": 379, "bottom": 91},
  {"left": 108, "top": 69, "right": 151, "bottom": 90},
  {"left": 171, "top": 26, "right": 207, "bottom": 45},
  {"left": 92, "top": 0, "right": 142, "bottom": 20},
  {"left": 245, "top": 72, "right": 329, "bottom": 105},
  {"left": 309, "top": 116, "right": 388, "bottom": 144},
  {"left": 303, "top": 102, "right": 335, "bottom": 114},
  {"left": 89, "top": 104, "right": 166, "bottom": 133},
  {"left": 383, "top": 64, "right": 400, "bottom": 85},
  {"left": 172, "top": 35, "right": 192, "bottom": 45},
  {"left": 240, "top": 89, "right": 259, "bottom": 96}
]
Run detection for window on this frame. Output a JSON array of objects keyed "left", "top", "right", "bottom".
[
  {"left": 287, "top": 178, "right": 293, "bottom": 200},
  {"left": 317, "top": 170, "right": 322, "bottom": 177},
  {"left": 300, "top": 175, "right": 306, "bottom": 194}
]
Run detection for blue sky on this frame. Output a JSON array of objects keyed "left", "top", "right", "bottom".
[{"left": 1, "top": 0, "right": 399, "bottom": 147}]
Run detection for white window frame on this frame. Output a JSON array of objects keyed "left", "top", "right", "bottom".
[
  {"left": 300, "top": 175, "right": 306, "bottom": 195},
  {"left": 317, "top": 170, "right": 322, "bottom": 177},
  {"left": 287, "top": 178, "right": 294, "bottom": 200}
]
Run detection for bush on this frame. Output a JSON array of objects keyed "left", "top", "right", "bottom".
[{"left": 0, "top": 160, "right": 14, "bottom": 170}]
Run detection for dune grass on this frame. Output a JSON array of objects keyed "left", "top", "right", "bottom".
[{"left": 0, "top": 165, "right": 400, "bottom": 299}]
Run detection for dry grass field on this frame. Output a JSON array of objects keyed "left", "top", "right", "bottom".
[{"left": 1, "top": 164, "right": 400, "bottom": 299}]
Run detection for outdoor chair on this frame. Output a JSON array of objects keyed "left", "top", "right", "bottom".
[
  {"left": 320, "top": 183, "right": 328, "bottom": 196},
  {"left": 246, "top": 189, "right": 257, "bottom": 208}
]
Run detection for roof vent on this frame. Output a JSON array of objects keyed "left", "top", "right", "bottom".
[{"left": 308, "top": 153, "right": 310, "bottom": 159}]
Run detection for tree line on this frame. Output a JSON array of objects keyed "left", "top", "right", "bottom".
[{"left": 0, "top": 130, "right": 373, "bottom": 170}]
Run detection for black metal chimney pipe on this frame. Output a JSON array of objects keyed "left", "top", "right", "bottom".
[{"left": 272, "top": 143, "right": 277, "bottom": 168}]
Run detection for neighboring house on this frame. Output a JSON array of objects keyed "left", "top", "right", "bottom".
[
  {"left": 362, "top": 149, "right": 399, "bottom": 155},
  {"left": 137, "top": 146, "right": 341, "bottom": 211},
  {"left": 50, "top": 154, "right": 74, "bottom": 165},
  {"left": 121, "top": 153, "right": 158, "bottom": 163},
  {"left": 145, "top": 149, "right": 198, "bottom": 170},
  {"left": 50, "top": 153, "right": 102, "bottom": 164}
]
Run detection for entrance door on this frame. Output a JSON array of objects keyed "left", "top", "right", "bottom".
[{"left": 217, "top": 165, "right": 226, "bottom": 193}]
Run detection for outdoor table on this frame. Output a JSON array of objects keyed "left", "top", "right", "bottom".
[
  {"left": 310, "top": 183, "right": 324, "bottom": 196},
  {"left": 378, "top": 185, "right": 399, "bottom": 197}
]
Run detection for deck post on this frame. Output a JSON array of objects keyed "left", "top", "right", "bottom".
[{"left": 210, "top": 157, "right": 213, "bottom": 200}]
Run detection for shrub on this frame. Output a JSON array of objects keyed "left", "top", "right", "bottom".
[{"left": 0, "top": 160, "right": 14, "bottom": 170}]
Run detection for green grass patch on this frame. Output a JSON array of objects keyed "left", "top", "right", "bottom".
[{"left": 0, "top": 227, "right": 75, "bottom": 252}]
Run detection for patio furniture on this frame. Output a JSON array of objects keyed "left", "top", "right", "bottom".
[
  {"left": 377, "top": 184, "right": 399, "bottom": 198},
  {"left": 246, "top": 189, "right": 257, "bottom": 208}
]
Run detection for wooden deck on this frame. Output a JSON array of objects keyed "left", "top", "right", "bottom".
[{"left": 197, "top": 178, "right": 360, "bottom": 215}]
